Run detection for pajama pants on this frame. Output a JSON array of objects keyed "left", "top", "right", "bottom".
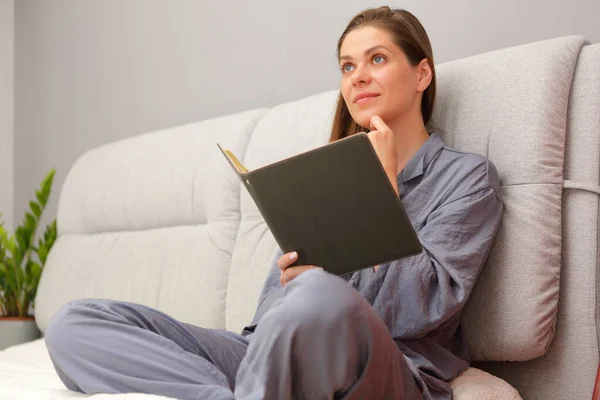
[{"left": 45, "top": 268, "right": 423, "bottom": 399}]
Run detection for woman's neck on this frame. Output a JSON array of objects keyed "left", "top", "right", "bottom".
[{"left": 387, "top": 113, "right": 430, "bottom": 175}]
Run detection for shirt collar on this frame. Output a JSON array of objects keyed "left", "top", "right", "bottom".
[{"left": 398, "top": 133, "right": 445, "bottom": 184}]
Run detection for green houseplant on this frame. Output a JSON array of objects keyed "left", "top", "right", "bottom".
[{"left": 0, "top": 169, "right": 57, "bottom": 349}]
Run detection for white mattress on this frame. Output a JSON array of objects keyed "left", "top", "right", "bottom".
[
  {"left": 0, "top": 339, "right": 523, "bottom": 399},
  {"left": 0, "top": 339, "right": 173, "bottom": 400}
]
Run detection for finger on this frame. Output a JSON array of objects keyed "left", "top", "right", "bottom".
[
  {"left": 369, "top": 115, "right": 389, "bottom": 133},
  {"left": 282, "top": 266, "right": 311, "bottom": 285},
  {"left": 369, "top": 118, "right": 377, "bottom": 132},
  {"left": 282, "top": 265, "right": 319, "bottom": 285},
  {"left": 277, "top": 251, "right": 298, "bottom": 271}
]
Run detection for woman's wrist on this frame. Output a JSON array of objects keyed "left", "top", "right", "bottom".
[{"left": 386, "top": 170, "right": 399, "bottom": 196}]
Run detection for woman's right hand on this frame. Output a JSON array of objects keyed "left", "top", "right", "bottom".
[
  {"left": 367, "top": 115, "right": 399, "bottom": 197},
  {"left": 277, "top": 251, "right": 321, "bottom": 286}
]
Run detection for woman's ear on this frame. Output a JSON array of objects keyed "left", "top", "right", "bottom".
[{"left": 416, "top": 59, "right": 433, "bottom": 93}]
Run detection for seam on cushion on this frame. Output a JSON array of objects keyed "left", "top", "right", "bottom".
[
  {"left": 59, "top": 221, "right": 214, "bottom": 238},
  {"left": 500, "top": 182, "right": 562, "bottom": 188},
  {"left": 563, "top": 180, "right": 600, "bottom": 195},
  {"left": 60, "top": 213, "right": 261, "bottom": 237},
  {"left": 60, "top": 212, "right": 248, "bottom": 237},
  {"left": 206, "top": 226, "right": 231, "bottom": 255},
  {"left": 241, "top": 214, "right": 269, "bottom": 221}
]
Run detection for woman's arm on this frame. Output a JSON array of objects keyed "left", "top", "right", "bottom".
[{"left": 372, "top": 185, "right": 503, "bottom": 340}]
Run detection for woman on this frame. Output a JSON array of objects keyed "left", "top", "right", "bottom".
[{"left": 45, "top": 6, "right": 503, "bottom": 400}]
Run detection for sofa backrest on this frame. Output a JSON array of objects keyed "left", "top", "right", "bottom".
[
  {"left": 35, "top": 110, "right": 267, "bottom": 331},
  {"left": 431, "top": 36, "right": 586, "bottom": 362},
  {"left": 478, "top": 41, "right": 600, "bottom": 400},
  {"left": 35, "top": 36, "right": 599, "bottom": 400},
  {"left": 227, "top": 34, "right": 589, "bottom": 360}
]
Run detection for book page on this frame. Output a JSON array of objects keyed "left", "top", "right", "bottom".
[{"left": 216, "top": 143, "right": 249, "bottom": 173}]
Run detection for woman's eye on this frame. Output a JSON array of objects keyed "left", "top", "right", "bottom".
[
  {"left": 373, "top": 55, "right": 385, "bottom": 64},
  {"left": 342, "top": 64, "right": 354, "bottom": 73}
]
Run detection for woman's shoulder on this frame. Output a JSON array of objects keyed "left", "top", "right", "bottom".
[{"left": 430, "top": 137, "right": 501, "bottom": 199}]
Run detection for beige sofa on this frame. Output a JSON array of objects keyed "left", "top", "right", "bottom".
[{"left": 0, "top": 35, "right": 598, "bottom": 400}]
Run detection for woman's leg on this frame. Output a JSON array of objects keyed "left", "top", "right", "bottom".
[
  {"left": 234, "top": 269, "right": 423, "bottom": 400},
  {"left": 45, "top": 298, "right": 248, "bottom": 400}
]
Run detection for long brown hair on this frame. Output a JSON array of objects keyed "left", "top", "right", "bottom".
[{"left": 329, "top": 7, "right": 436, "bottom": 142}]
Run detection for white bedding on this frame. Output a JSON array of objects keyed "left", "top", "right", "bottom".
[
  {"left": 0, "top": 339, "right": 172, "bottom": 400},
  {"left": 0, "top": 339, "right": 523, "bottom": 400}
]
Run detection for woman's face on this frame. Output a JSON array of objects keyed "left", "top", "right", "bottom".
[{"left": 339, "top": 26, "right": 426, "bottom": 129}]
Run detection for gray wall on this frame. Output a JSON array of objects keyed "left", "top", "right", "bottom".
[
  {"left": 0, "top": 0, "right": 13, "bottom": 231},
  {"left": 14, "top": 0, "right": 600, "bottom": 228}
]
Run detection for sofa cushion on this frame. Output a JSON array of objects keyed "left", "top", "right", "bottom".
[
  {"left": 429, "top": 36, "right": 588, "bottom": 361},
  {"left": 35, "top": 110, "right": 266, "bottom": 332},
  {"left": 474, "top": 42, "right": 600, "bottom": 400},
  {"left": 451, "top": 368, "right": 522, "bottom": 400}
]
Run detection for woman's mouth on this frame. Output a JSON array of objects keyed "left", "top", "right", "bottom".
[
  {"left": 356, "top": 96, "right": 378, "bottom": 104},
  {"left": 353, "top": 92, "right": 380, "bottom": 104}
]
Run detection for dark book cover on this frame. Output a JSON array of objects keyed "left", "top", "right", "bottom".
[{"left": 217, "top": 132, "right": 422, "bottom": 275}]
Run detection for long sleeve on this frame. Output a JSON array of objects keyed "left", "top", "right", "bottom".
[{"left": 363, "top": 185, "right": 503, "bottom": 340}]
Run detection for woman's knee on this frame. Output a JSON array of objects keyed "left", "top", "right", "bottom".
[
  {"left": 274, "top": 269, "right": 367, "bottom": 332},
  {"left": 45, "top": 298, "right": 110, "bottom": 356}
]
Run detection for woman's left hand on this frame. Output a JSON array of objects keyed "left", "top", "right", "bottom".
[
  {"left": 280, "top": 265, "right": 321, "bottom": 286},
  {"left": 277, "top": 251, "right": 322, "bottom": 286},
  {"left": 367, "top": 115, "right": 399, "bottom": 196}
]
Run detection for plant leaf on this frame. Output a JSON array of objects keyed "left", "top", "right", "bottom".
[
  {"left": 15, "top": 226, "right": 27, "bottom": 253},
  {"left": 1, "top": 169, "right": 57, "bottom": 317},
  {"left": 7, "top": 235, "right": 17, "bottom": 260},
  {"left": 37, "top": 244, "right": 48, "bottom": 265},
  {"left": 25, "top": 213, "right": 36, "bottom": 230},
  {"left": 27, "top": 262, "right": 42, "bottom": 302},
  {"left": 35, "top": 190, "right": 44, "bottom": 205},
  {"left": 29, "top": 201, "right": 42, "bottom": 218},
  {"left": 36, "top": 170, "right": 55, "bottom": 207}
]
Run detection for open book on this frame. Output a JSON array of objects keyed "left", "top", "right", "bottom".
[{"left": 217, "top": 133, "right": 422, "bottom": 276}]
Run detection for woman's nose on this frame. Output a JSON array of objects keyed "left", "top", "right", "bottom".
[{"left": 350, "top": 64, "right": 371, "bottom": 86}]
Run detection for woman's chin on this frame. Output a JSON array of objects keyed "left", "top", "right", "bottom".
[
  {"left": 352, "top": 115, "right": 373, "bottom": 130},
  {"left": 352, "top": 109, "right": 382, "bottom": 130}
]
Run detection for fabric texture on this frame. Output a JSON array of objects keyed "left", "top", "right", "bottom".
[
  {"left": 429, "top": 35, "right": 588, "bottom": 361},
  {"left": 450, "top": 368, "right": 521, "bottom": 400},
  {"left": 45, "top": 299, "right": 248, "bottom": 399},
  {"left": 0, "top": 339, "right": 172, "bottom": 400},
  {"left": 44, "top": 270, "right": 421, "bottom": 400},
  {"left": 475, "top": 42, "right": 600, "bottom": 400},
  {"left": 35, "top": 109, "right": 267, "bottom": 332},
  {"left": 0, "top": 340, "right": 519, "bottom": 400}
]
